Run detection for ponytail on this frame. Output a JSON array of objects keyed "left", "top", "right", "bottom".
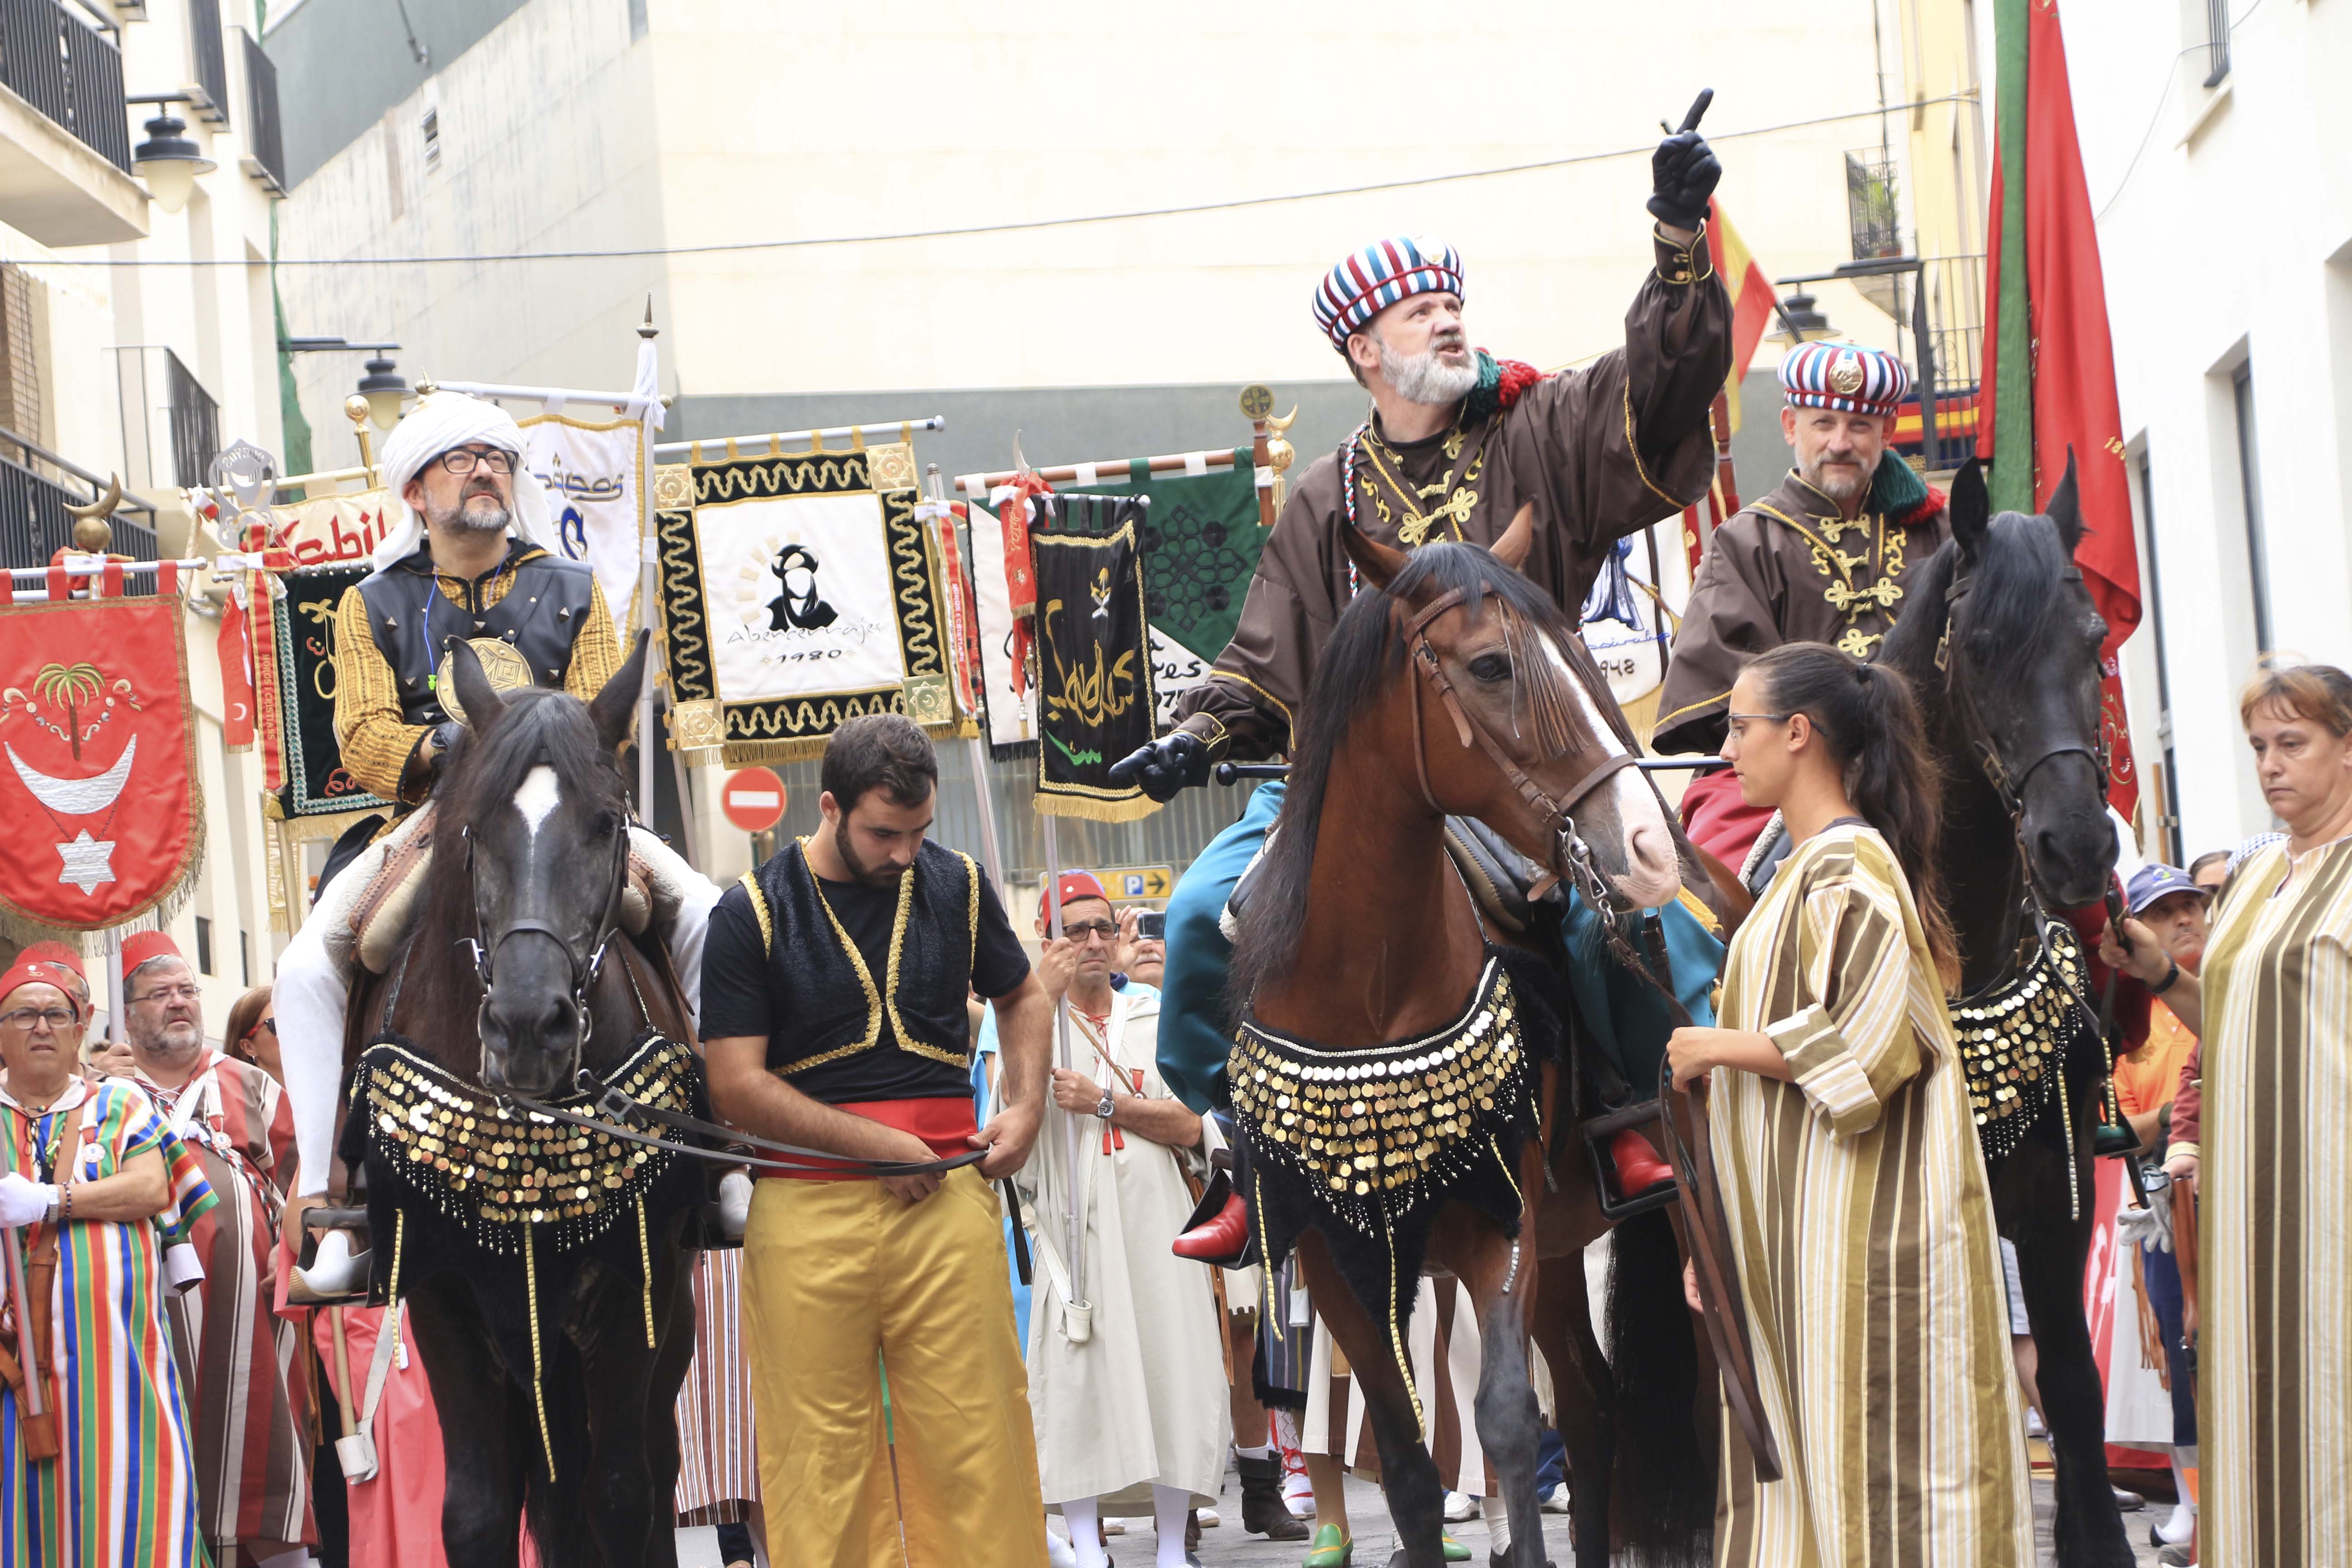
[{"left": 1751, "top": 643, "right": 1960, "bottom": 986}]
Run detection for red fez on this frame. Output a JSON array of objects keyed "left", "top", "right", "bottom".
[
  {"left": 16, "top": 942, "right": 83, "bottom": 981},
  {"left": 120, "top": 931, "right": 184, "bottom": 975},
  {"left": 0, "top": 957, "right": 81, "bottom": 1019},
  {"left": 1039, "top": 871, "right": 1111, "bottom": 926}
]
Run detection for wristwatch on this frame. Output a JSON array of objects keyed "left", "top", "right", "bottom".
[{"left": 1093, "top": 1088, "right": 1116, "bottom": 1121}]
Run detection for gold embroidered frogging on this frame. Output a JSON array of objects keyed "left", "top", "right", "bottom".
[
  {"left": 353, "top": 1031, "right": 696, "bottom": 1254},
  {"left": 1755, "top": 502, "right": 1910, "bottom": 658},
  {"left": 1950, "top": 921, "right": 2095, "bottom": 1164},
  {"left": 1229, "top": 958, "right": 1533, "bottom": 1238},
  {"left": 1355, "top": 417, "right": 1492, "bottom": 547}
]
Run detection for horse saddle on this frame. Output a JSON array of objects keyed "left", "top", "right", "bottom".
[
  {"left": 349, "top": 805, "right": 664, "bottom": 974},
  {"left": 1225, "top": 817, "right": 1556, "bottom": 937}
]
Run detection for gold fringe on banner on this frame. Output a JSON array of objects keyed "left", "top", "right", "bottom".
[{"left": 1032, "top": 791, "right": 1163, "bottom": 825}]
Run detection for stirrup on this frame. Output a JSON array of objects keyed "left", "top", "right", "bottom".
[
  {"left": 1580, "top": 1100, "right": 1680, "bottom": 1221},
  {"left": 289, "top": 1227, "right": 371, "bottom": 1304}
]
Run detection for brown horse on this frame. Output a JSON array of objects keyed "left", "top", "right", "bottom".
[{"left": 1227, "top": 517, "right": 1717, "bottom": 1568}]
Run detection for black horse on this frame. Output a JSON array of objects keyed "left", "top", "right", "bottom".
[
  {"left": 1881, "top": 456, "right": 2138, "bottom": 1568},
  {"left": 348, "top": 632, "right": 704, "bottom": 1567}
]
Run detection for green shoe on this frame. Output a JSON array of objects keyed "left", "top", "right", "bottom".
[
  {"left": 1303, "top": 1523, "right": 1353, "bottom": 1567},
  {"left": 1442, "top": 1535, "right": 1471, "bottom": 1563}
]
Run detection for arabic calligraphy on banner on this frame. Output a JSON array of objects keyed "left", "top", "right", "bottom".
[{"left": 521, "top": 413, "right": 648, "bottom": 637}]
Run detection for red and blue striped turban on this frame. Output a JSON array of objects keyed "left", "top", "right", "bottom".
[
  {"left": 1313, "top": 237, "right": 1464, "bottom": 350},
  {"left": 1778, "top": 341, "right": 1913, "bottom": 418}
]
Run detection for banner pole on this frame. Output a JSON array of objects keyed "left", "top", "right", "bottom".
[
  {"left": 635, "top": 320, "right": 661, "bottom": 827},
  {"left": 103, "top": 928, "right": 123, "bottom": 1044},
  {"left": 1040, "top": 812, "right": 1084, "bottom": 1310}
]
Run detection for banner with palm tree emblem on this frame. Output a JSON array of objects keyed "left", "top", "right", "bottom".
[{"left": 0, "top": 593, "right": 201, "bottom": 932}]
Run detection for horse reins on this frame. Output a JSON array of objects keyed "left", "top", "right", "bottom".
[{"left": 1400, "top": 585, "right": 1640, "bottom": 910}]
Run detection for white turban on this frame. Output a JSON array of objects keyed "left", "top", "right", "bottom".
[{"left": 370, "top": 392, "right": 560, "bottom": 572}]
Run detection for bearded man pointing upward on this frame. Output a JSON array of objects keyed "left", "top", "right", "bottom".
[{"left": 1118, "top": 96, "right": 1735, "bottom": 1125}]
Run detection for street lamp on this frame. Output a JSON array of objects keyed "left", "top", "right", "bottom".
[
  {"left": 279, "top": 338, "right": 411, "bottom": 430},
  {"left": 1768, "top": 290, "right": 1836, "bottom": 341},
  {"left": 127, "top": 95, "right": 216, "bottom": 215}
]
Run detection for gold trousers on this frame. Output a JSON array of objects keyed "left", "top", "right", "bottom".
[{"left": 744, "top": 1167, "right": 1047, "bottom": 1568}]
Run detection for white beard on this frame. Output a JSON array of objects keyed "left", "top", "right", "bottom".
[
  {"left": 1800, "top": 454, "right": 1870, "bottom": 503},
  {"left": 1377, "top": 336, "right": 1480, "bottom": 406},
  {"left": 433, "top": 492, "right": 513, "bottom": 536}
]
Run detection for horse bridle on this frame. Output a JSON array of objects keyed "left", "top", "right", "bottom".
[
  {"left": 1938, "top": 564, "right": 2113, "bottom": 821},
  {"left": 458, "top": 792, "right": 630, "bottom": 1083},
  {"left": 1400, "top": 585, "right": 1640, "bottom": 910}
]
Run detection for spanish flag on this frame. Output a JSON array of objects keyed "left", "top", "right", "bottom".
[{"left": 1708, "top": 197, "right": 1775, "bottom": 434}]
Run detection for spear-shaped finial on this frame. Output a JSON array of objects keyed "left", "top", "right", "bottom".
[{"left": 638, "top": 294, "right": 657, "bottom": 340}]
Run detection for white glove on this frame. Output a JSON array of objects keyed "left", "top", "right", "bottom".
[
  {"left": 2115, "top": 1180, "right": 2176, "bottom": 1253},
  {"left": 718, "top": 1170, "right": 752, "bottom": 1239},
  {"left": 0, "top": 1173, "right": 57, "bottom": 1228}
]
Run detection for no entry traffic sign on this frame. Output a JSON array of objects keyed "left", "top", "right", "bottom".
[{"left": 720, "top": 767, "right": 788, "bottom": 833}]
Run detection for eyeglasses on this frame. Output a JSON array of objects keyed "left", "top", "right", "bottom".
[
  {"left": 435, "top": 447, "right": 515, "bottom": 476},
  {"left": 1725, "top": 710, "right": 1792, "bottom": 742},
  {"left": 0, "top": 1008, "right": 75, "bottom": 1033},
  {"left": 130, "top": 984, "right": 201, "bottom": 1006},
  {"left": 252, "top": 1018, "right": 278, "bottom": 1037},
  {"left": 1058, "top": 921, "right": 1121, "bottom": 942}
]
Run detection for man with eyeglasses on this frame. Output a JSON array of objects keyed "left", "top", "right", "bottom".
[{"left": 119, "top": 932, "right": 314, "bottom": 1567}]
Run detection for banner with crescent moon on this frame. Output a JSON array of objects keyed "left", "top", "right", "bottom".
[
  {"left": 0, "top": 594, "right": 202, "bottom": 932},
  {"left": 520, "top": 413, "right": 647, "bottom": 638}
]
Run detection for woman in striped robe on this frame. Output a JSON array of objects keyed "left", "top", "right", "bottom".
[
  {"left": 0, "top": 958, "right": 217, "bottom": 1567},
  {"left": 1667, "top": 644, "right": 2030, "bottom": 1566},
  {"left": 2103, "top": 659, "right": 2352, "bottom": 1564}
]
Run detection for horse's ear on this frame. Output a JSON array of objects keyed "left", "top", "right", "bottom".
[
  {"left": 2045, "top": 446, "right": 2083, "bottom": 554},
  {"left": 1489, "top": 501, "right": 1536, "bottom": 572},
  {"left": 448, "top": 638, "right": 508, "bottom": 735},
  {"left": 1950, "top": 457, "right": 1989, "bottom": 559},
  {"left": 589, "top": 630, "right": 651, "bottom": 754},
  {"left": 1341, "top": 522, "right": 1408, "bottom": 592}
]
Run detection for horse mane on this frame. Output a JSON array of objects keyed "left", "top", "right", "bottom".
[
  {"left": 403, "top": 687, "right": 631, "bottom": 1073},
  {"left": 1226, "top": 542, "right": 1588, "bottom": 1021}
]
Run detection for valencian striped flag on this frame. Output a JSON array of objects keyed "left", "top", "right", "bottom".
[{"left": 1978, "top": 0, "right": 2142, "bottom": 818}]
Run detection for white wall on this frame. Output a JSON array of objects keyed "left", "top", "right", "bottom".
[
  {"left": 2063, "top": 0, "right": 2352, "bottom": 856},
  {"left": 279, "top": 0, "right": 1909, "bottom": 445}
]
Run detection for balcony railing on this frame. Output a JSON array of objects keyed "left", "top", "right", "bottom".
[
  {"left": 0, "top": 0, "right": 131, "bottom": 171},
  {"left": 1845, "top": 151, "right": 1903, "bottom": 261},
  {"left": 239, "top": 29, "right": 282, "bottom": 191},
  {"left": 187, "top": 0, "right": 226, "bottom": 124},
  {"left": 109, "top": 345, "right": 219, "bottom": 492},
  {"left": 2202, "top": 0, "right": 2231, "bottom": 86},
  {"left": 0, "top": 421, "right": 158, "bottom": 574}
]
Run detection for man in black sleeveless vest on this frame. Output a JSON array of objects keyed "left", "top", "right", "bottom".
[{"left": 704, "top": 714, "right": 1052, "bottom": 1568}]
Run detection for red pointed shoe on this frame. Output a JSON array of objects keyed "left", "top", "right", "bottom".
[
  {"left": 1611, "top": 1128, "right": 1676, "bottom": 1196},
  {"left": 1173, "top": 1189, "right": 1251, "bottom": 1264}
]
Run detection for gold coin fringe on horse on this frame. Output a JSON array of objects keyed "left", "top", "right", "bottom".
[
  {"left": 1230, "top": 956, "right": 1538, "bottom": 1441},
  {"left": 351, "top": 1029, "right": 701, "bottom": 1483},
  {"left": 1950, "top": 922, "right": 2095, "bottom": 1169}
]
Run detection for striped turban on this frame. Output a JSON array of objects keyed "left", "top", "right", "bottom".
[
  {"left": 1312, "top": 237, "right": 1464, "bottom": 350},
  {"left": 1779, "top": 341, "right": 1914, "bottom": 419}
]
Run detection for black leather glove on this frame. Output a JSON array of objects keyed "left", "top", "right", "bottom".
[
  {"left": 1108, "top": 730, "right": 1211, "bottom": 802},
  {"left": 1647, "top": 88, "right": 1720, "bottom": 231}
]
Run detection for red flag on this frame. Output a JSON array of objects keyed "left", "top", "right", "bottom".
[
  {"left": 0, "top": 596, "right": 201, "bottom": 929},
  {"left": 1977, "top": 0, "right": 2142, "bottom": 817},
  {"left": 998, "top": 472, "right": 1052, "bottom": 696},
  {"left": 217, "top": 584, "right": 256, "bottom": 750}
]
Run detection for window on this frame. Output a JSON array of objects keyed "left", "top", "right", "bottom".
[
  {"left": 422, "top": 106, "right": 440, "bottom": 172},
  {"left": 2136, "top": 448, "right": 2185, "bottom": 865},
  {"left": 2202, "top": 0, "right": 2231, "bottom": 86},
  {"left": 2232, "top": 362, "right": 2271, "bottom": 652},
  {"left": 194, "top": 916, "right": 213, "bottom": 976},
  {"left": 0, "top": 265, "right": 41, "bottom": 443}
]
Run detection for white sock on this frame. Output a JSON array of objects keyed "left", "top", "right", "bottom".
[
  {"left": 1153, "top": 1485, "right": 1192, "bottom": 1568},
  {"left": 1061, "top": 1498, "right": 1107, "bottom": 1568},
  {"left": 1236, "top": 1441, "right": 1274, "bottom": 1460},
  {"left": 1485, "top": 1494, "right": 1510, "bottom": 1555}
]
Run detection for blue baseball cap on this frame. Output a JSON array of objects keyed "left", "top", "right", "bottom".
[{"left": 2127, "top": 863, "right": 2208, "bottom": 916}]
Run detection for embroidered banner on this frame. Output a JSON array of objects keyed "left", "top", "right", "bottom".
[
  {"left": 1578, "top": 522, "right": 1690, "bottom": 725},
  {"left": 966, "top": 452, "right": 1269, "bottom": 757},
  {"left": 0, "top": 594, "right": 203, "bottom": 931},
  {"left": 521, "top": 412, "right": 648, "bottom": 638},
  {"left": 656, "top": 441, "right": 967, "bottom": 764},
  {"left": 267, "top": 564, "right": 392, "bottom": 821},
  {"left": 1030, "top": 496, "right": 1158, "bottom": 822}
]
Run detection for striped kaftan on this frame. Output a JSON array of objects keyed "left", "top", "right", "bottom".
[
  {"left": 0, "top": 1077, "right": 217, "bottom": 1568},
  {"left": 2195, "top": 835, "right": 2352, "bottom": 1563},
  {"left": 1708, "top": 824, "right": 2031, "bottom": 1567},
  {"left": 148, "top": 1052, "right": 313, "bottom": 1553}
]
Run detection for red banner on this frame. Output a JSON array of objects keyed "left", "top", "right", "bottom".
[
  {"left": 217, "top": 589, "right": 255, "bottom": 750},
  {"left": 0, "top": 595, "right": 200, "bottom": 930}
]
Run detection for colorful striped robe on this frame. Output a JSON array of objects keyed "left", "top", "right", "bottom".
[
  {"left": 2196, "top": 835, "right": 2352, "bottom": 1563},
  {"left": 0, "top": 1076, "right": 216, "bottom": 1568},
  {"left": 1708, "top": 824, "right": 2032, "bottom": 1567},
  {"left": 147, "top": 1053, "right": 312, "bottom": 1553}
]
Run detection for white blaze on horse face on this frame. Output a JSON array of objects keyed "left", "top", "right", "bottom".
[
  {"left": 1539, "top": 630, "right": 1680, "bottom": 910},
  {"left": 514, "top": 765, "right": 562, "bottom": 839}
]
